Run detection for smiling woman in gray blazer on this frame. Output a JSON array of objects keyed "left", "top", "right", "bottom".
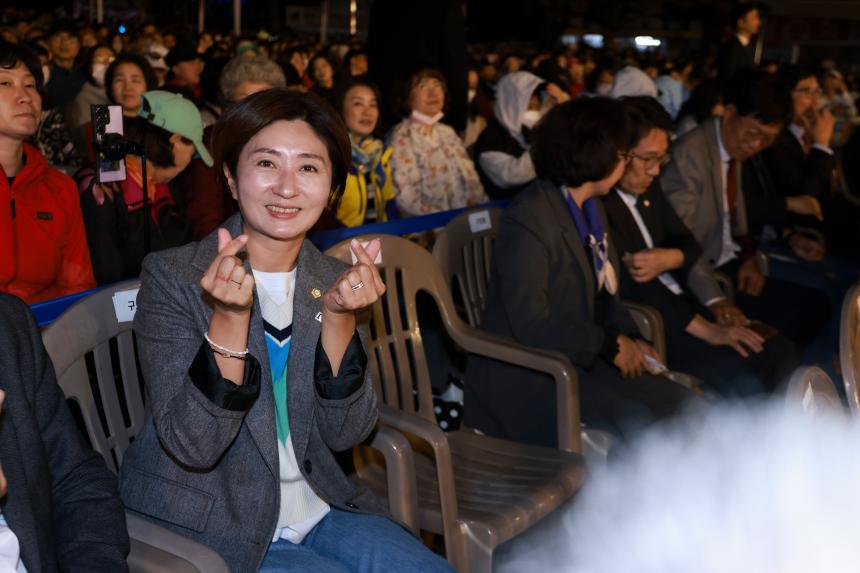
[{"left": 118, "top": 90, "right": 452, "bottom": 573}]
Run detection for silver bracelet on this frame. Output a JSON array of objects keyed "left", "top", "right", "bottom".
[{"left": 204, "top": 332, "right": 249, "bottom": 360}]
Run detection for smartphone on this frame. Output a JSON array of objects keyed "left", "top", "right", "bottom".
[
  {"left": 747, "top": 320, "right": 779, "bottom": 341},
  {"left": 643, "top": 354, "right": 668, "bottom": 374},
  {"left": 91, "top": 104, "right": 127, "bottom": 183}
]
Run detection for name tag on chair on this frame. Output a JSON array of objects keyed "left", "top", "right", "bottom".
[
  {"left": 112, "top": 288, "right": 140, "bottom": 323},
  {"left": 468, "top": 210, "right": 492, "bottom": 233}
]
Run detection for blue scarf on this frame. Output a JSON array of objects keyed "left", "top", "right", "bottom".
[{"left": 563, "top": 190, "right": 614, "bottom": 293}]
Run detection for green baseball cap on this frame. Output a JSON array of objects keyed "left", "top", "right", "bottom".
[{"left": 139, "top": 90, "right": 214, "bottom": 167}]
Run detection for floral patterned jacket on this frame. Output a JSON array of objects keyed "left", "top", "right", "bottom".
[{"left": 388, "top": 119, "right": 487, "bottom": 216}]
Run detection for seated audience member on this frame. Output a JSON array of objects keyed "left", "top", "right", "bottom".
[
  {"left": 763, "top": 66, "right": 836, "bottom": 216},
  {"left": 24, "top": 40, "right": 82, "bottom": 169},
  {"left": 118, "top": 89, "right": 453, "bottom": 572},
  {"left": 610, "top": 65, "right": 658, "bottom": 99},
  {"left": 164, "top": 42, "right": 204, "bottom": 107},
  {"left": 654, "top": 61, "right": 691, "bottom": 121},
  {"left": 473, "top": 71, "right": 563, "bottom": 199},
  {"left": 465, "top": 97, "right": 695, "bottom": 447},
  {"left": 219, "top": 55, "right": 287, "bottom": 107},
  {"left": 340, "top": 47, "right": 369, "bottom": 80},
  {"left": 78, "top": 90, "right": 216, "bottom": 283},
  {"left": 754, "top": 65, "right": 858, "bottom": 305},
  {"left": 462, "top": 67, "right": 488, "bottom": 148},
  {"left": 389, "top": 67, "right": 487, "bottom": 215},
  {"left": 0, "top": 294, "right": 129, "bottom": 570},
  {"left": 335, "top": 77, "right": 398, "bottom": 226},
  {"left": 143, "top": 42, "right": 169, "bottom": 86},
  {"left": 676, "top": 78, "right": 724, "bottom": 136},
  {"left": 69, "top": 44, "right": 114, "bottom": 128},
  {"left": 43, "top": 21, "right": 84, "bottom": 110},
  {"left": 821, "top": 69, "right": 856, "bottom": 147},
  {"left": 604, "top": 97, "right": 797, "bottom": 396},
  {"left": 660, "top": 70, "right": 831, "bottom": 355},
  {"left": 309, "top": 53, "right": 337, "bottom": 104},
  {"left": 0, "top": 41, "right": 96, "bottom": 303},
  {"left": 82, "top": 52, "right": 159, "bottom": 163}
]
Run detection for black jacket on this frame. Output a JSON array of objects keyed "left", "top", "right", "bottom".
[
  {"left": 0, "top": 294, "right": 129, "bottom": 571},
  {"left": 715, "top": 35, "right": 754, "bottom": 87},
  {"left": 602, "top": 184, "right": 702, "bottom": 335},
  {"left": 472, "top": 118, "right": 531, "bottom": 199},
  {"left": 464, "top": 180, "right": 638, "bottom": 446}
]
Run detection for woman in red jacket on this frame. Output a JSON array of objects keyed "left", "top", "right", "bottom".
[{"left": 0, "top": 41, "right": 95, "bottom": 303}]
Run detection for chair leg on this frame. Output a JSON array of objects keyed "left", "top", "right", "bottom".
[{"left": 451, "top": 523, "right": 496, "bottom": 573}]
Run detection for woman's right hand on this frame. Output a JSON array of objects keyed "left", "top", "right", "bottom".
[{"left": 199, "top": 229, "right": 254, "bottom": 315}]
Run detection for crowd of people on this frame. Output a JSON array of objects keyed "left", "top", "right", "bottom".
[{"left": 0, "top": 1, "right": 859, "bottom": 569}]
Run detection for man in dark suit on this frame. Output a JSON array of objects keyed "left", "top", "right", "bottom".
[
  {"left": 715, "top": 3, "right": 760, "bottom": 88},
  {"left": 0, "top": 293, "right": 129, "bottom": 570},
  {"left": 660, "top": 70, "right": 832, "bottom": 357},
  {"left": 465, "top": 98, "right": 694, "bottom": 448},
  {"left": 604, "top": 97, "right": 797, "bottom": 396}
]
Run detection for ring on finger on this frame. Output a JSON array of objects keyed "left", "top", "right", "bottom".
[{"left": 351, "top": 281, "right": 365, "bottom": 292}]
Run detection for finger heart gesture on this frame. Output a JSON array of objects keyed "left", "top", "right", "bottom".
[
  {"left": 324, "top": 238, "right": 386, "bottom": 315},
  {"left": 200, "top": 228, "right": 255, "bottom": 313}
]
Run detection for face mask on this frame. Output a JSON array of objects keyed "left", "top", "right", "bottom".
[
  {"left": 92, "top": 63, "right": 108, "bottom": 87},
  {"left": 411, "top": 110, "right": 444, "bottom": 125},
  {"left": 596, "top": 82, "right": 613, "bottom": 96},
  {"left": 468, "top": 88, "right": 477, "bottom": 103},
  {"left": 521, "top": 109, "right": 542, "bottom": 130},
  {"left": 41, "top": 64, "right": 51, "bottom": 85}
]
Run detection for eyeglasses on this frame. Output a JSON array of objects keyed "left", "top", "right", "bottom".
[
  {"left": 738, "top": 124, "right": 779, "bottom": 146},
  {"left": 793, "top": 87, "right": 823, "bottom": 97},
  {"left": 627, "top": 151, "right": 670, "bottom": 169}
]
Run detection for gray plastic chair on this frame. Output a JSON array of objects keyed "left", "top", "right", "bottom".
[
  {"left": 326, "top": 235, "right": 586, "bottom": 573},
  {"left": 840, "top": 284, "right": 860, "bottom": 413},
  {"left": 42, "top": 280, "right": 420, "bottom": 568},
  {"left": 785, "top": 366, "right": 845, "bottom": 416}
]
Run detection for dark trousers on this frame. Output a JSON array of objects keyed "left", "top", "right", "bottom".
[
  {"left": 717, "top": 258, "right": 832, "bottom": 351},
  {"left": 667, "top": 330, "right": 798, "bottom": 397}
]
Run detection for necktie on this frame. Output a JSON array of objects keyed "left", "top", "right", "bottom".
[{"left": 726, "top": 159, "right": 738, "bottom": 216}]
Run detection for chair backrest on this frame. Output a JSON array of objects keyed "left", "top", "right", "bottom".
[
  {"left": 431, "top": 207, "right": 502, "bottom": 328},
  {"left": 326, "top": 235, "right": 464, "bottom": 424},
  {"left": 840, "top": 284, "right": 860, "bottom": 413},
  {"left": 42, "top": 280, "right": 145, "bottom": 473},
  {"left": 785, "top": 366, "right": 845, "bottom": 416}
]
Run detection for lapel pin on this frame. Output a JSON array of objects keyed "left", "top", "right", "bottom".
[
  {"left": 311, "top": 288, "right": 322, "bottom": 299},
  {"left": 315, "top": 312, "right": 323, "bottom": 322},
  {"left": 642, "top": 199, "right": 651, "bottom": 208}
]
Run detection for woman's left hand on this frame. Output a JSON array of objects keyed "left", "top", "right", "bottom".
[{"left": 323, "top": 238, "right": 386, "bottom": 315}]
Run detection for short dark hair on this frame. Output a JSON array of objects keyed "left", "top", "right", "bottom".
[
  {"left": 723, "top": 69, "right": 791, "bottom": 126},
  {"left": 775, "top": 64, "right": 818, "bottom": 94},
  {"left": 0, "top": 40, "right": 44, "bottom": 92},
  {"left": 211, "top": 89, "right": 351, "bottom": 206},
  {"left": 531, "top": 97, "right": 630, "bottom": 188},
  {"left": 104, "top": 53, "right": 159, "bottom": 104},
  {"left": 732, "top": 2, "right": 760, "bottom": 25},
  {"left": 397, "top": 66, "right": 447, "bottom": 118},
  {"left": 621, "top": 96, "right": 674, "bottom": 148},
  {"left": 334, "top": 75, "right": 381, "bottom": 118}
]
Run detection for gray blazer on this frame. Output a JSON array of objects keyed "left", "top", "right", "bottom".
[
  {"left": 660, "top": 117, "right": 749, "bottom": 304},
  {"left": 119, "top": 214, "right": 383, "bottom": 572}
]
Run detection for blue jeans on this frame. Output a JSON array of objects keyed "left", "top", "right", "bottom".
[{"left": 259, "top": 509, "right": 454, "bottom": 572}]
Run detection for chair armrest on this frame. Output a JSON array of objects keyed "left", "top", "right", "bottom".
[
  {"left": 377, "top": 406, "right": 461, "bottom": 543},
  {"left": 126, "top": 511, "right": 229, "bottom": 572},
  {"left": 438, "top": 320, "right": 582, "bottom": 453},
  {"left": 623, "top": 300, "right": 667, "bottom": 363},
  {"left": 713, "top": 271, "right": 734, "bottom": 302},
  {"left": 364, "top": 425, "right": 420, "bottom": 535}
]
